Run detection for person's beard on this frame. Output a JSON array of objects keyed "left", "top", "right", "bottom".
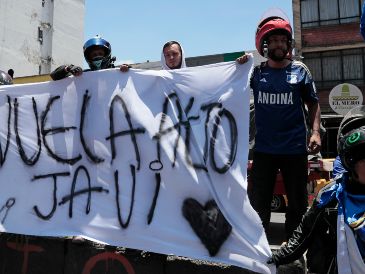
[
  {"left": 268, "top": 48, "right": 289, "bottom": 62},
  {"left": 169, "top": 60, "right": 182, "bottom": 70}
]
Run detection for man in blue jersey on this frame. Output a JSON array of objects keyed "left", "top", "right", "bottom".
[{"left": 247, "top": 16, "right": 322, "bottom": 239}]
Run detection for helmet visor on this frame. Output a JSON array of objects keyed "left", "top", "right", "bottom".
[
  {"left": 338, "top": 105, "right": 365, "bottom": 139},
  {"left": 342, "top": 106, "right": 365, "bottom": 124}
]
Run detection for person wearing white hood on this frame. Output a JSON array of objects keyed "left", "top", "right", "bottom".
[
  {"left": 161, "top": 40, "right": 186, "bottom": 70},
  {"left": 119, "top": 40, "right": 186, "bottom": 72}
]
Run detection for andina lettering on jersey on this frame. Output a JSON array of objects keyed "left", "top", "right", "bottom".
[{"left": 257, "top": 91, "right": 293, "bottom": 105}]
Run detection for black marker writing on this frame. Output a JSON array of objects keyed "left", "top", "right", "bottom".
[
  {"left": 114, "top": 166, "right": 136, "bottom": 229},
  {"left": 14, "top": 97, "right": 41, "bottom": 166},
  {"left": 106, "top": 95, "right": 145, "bottom": 170},
  {"left": 32, "top": 172, "right": 70, "bottom": 220},
  {"left": 80, "top": 90, "right": 104, "bottom": 163},
  {"left": 147, "top": 172, "right": 161, "bottom": 225},
  {"left": 0, "top": 197, "right": 15, "bottom": 224},
  {"left": 201, "top": 103, "right": 238, "bottom": 173},
  {"left": 41, "top": 95, "right": 81, "bottom": 165},
  {"left": 154, "top": 93, "right": 206, "bottom": 171},
  {"left": 0, "top": 95, "right": 11, "bottom": 166},
  {"left": 58, "top": 165, "right": 108, "bottom": 218}
]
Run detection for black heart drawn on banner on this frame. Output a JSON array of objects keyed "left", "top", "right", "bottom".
[{"left": 182, "top": 198, "right": 232, "bottom": 256}]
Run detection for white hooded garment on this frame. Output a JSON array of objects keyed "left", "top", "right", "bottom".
[{"left": 160, "top": 41, "right": 187, "bottom": 70}]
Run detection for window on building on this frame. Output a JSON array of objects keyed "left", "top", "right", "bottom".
[
  {"left": 342, "top": 48, "right": 364, "bottom": 86},
  {"left": 303, "top": 52, "right": 322, "bottom": 80},
  {"left": 301, "top": 0, "right": 364, "bottom": 27},
  {"left": 303, "top": 48, "right": 365, "bottom": 88},
  {"left": 38, "top": 27, "right": 43, "bottom": 45},
  {"left": 302, "top": 0, "right": 319, "bottom": 27},
  {"left": 320, "top": 0, "right": 339, "bottom": 25},
  {"left": 322, "top": 51, "right": 341, "bottom": 82}
]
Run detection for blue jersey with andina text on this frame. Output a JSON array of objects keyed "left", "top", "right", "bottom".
[{"left": 250, "top": 61, "right": 319, "bottom": 154}]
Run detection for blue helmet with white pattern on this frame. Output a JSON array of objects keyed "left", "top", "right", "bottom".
[{"left": 83, "top": 35, "right": 112, "bottom": 70}]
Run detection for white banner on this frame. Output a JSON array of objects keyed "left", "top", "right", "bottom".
[{"left": 0, "top": 60, "right": 273, "bottom": 273}]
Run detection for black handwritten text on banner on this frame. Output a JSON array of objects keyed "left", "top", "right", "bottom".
[{"left": 0, "top": 60, "right": 274, "bottom": 274}]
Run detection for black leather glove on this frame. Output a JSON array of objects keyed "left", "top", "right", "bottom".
[
  {"left": 66, "top": 65, "right": 82, "bottom": 75},
  {"left": 267, "top": 251, "right": 281, "bottom": 266}
]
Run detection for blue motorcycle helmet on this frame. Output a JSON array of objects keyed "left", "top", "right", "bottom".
[{"left": 83, "top": 35, "right": 112, "bottom": 70}]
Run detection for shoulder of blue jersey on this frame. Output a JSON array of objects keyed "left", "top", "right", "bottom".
[{"left": 292, "top": 60, "right": 313, "bottom": 79}]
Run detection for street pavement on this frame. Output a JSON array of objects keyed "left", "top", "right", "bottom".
[
  {"left": 268, "top": 212, "right": 307, "bottom": 274},
  {"left": 268, "top": 212, "right": 286, "bottom": 248}
]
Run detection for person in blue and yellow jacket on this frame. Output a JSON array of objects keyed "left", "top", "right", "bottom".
[{"left": 268, "top": 105, "right": 365, "bottom": 274}]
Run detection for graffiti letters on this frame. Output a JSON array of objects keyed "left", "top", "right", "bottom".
[{"left": 0, "top": 88, "right": 238, "bottom": 229}]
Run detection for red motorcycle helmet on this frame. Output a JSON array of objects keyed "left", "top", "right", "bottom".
[{"left": 255, "top": 16, "right": 293, "bottom": 57}]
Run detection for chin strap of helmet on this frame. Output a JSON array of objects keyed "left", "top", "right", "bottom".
[
  {"left": 110, "top": 56, "right": 116, "bottom": 67},
  {"left": 262, "top": 42, "right": 269, "bottom": 58}
]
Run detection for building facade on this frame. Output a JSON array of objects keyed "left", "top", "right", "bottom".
[
  {"left": 293, "top": 0, "right": 365, "bottom": 157},
  {"left": 0, "top": 0, "right": 85, "bottom": 77}
]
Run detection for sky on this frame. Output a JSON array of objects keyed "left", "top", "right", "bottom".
[{"left": 85, "top": 1, "right": 293, "bottom": 65}]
